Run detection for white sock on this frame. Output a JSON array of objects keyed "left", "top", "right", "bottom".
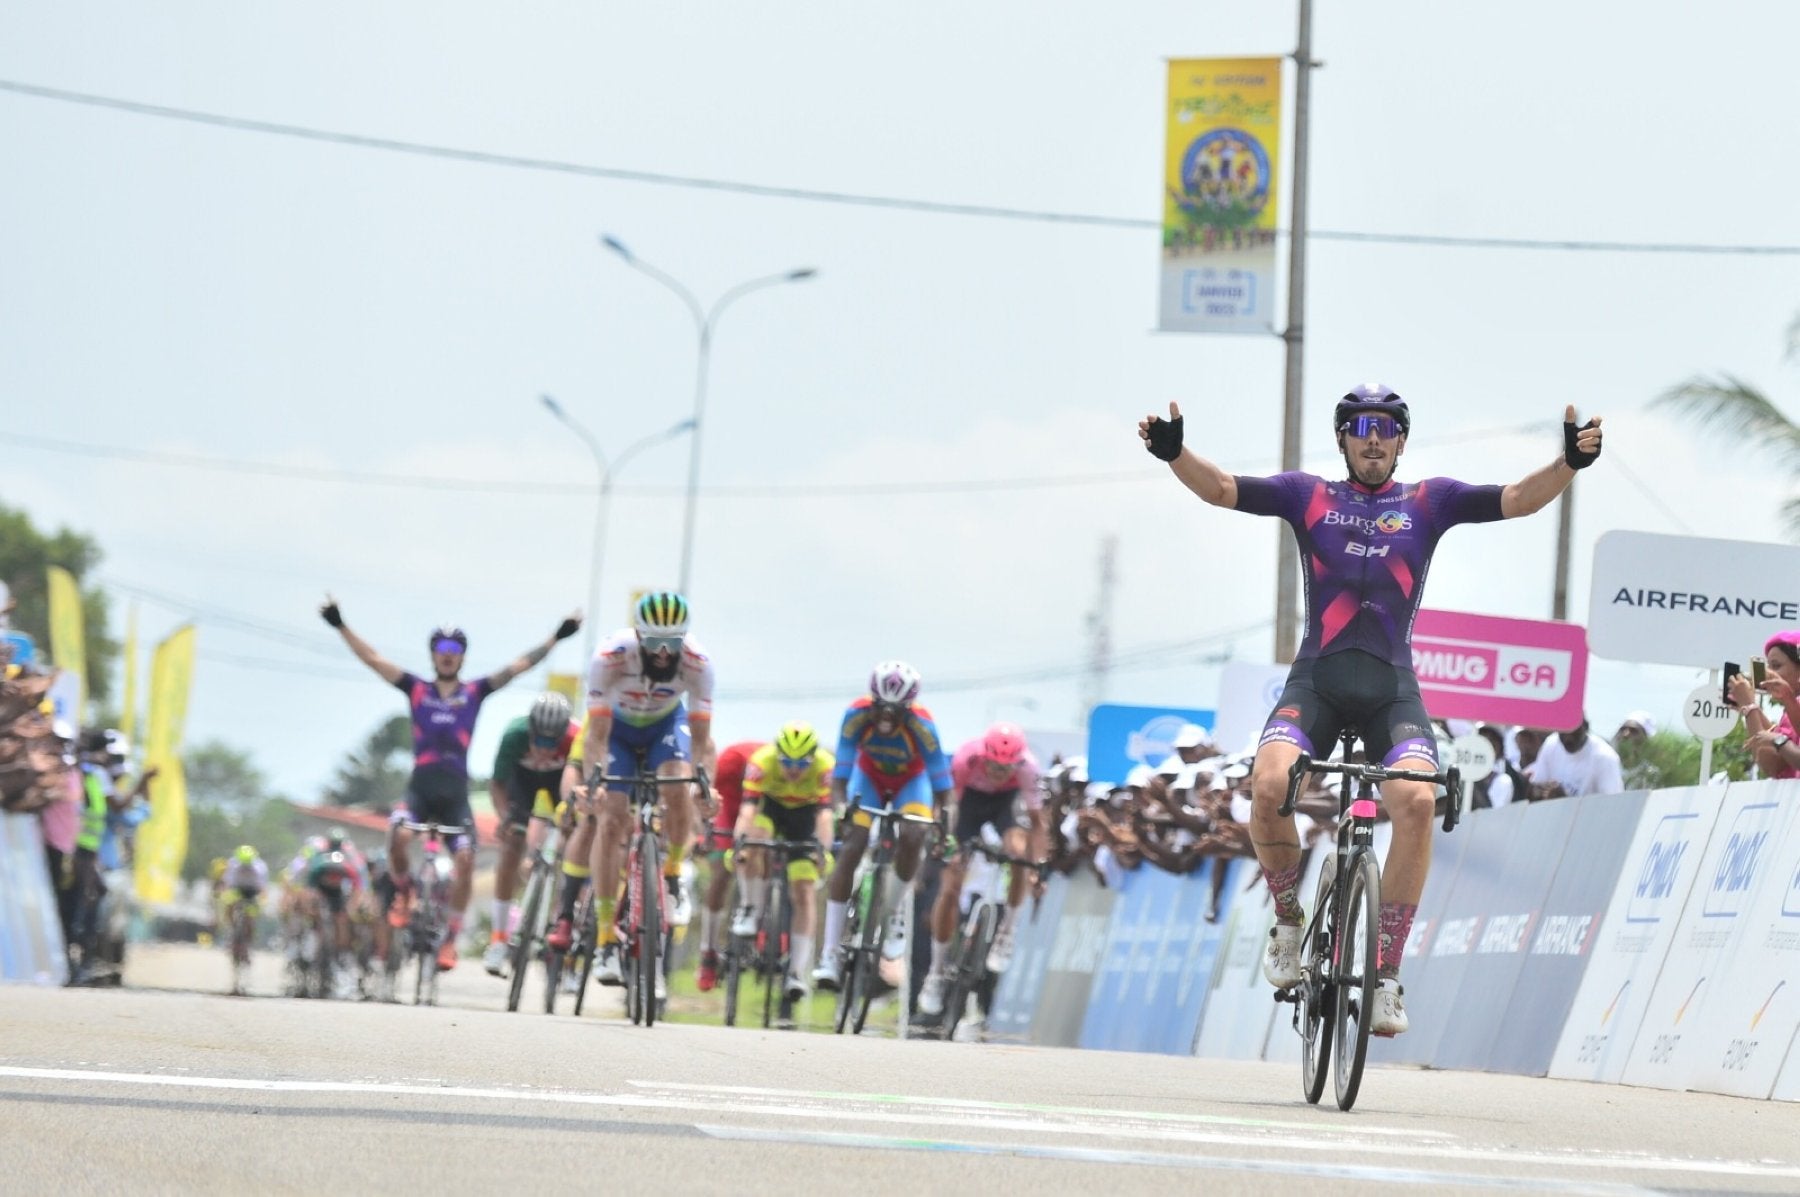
[
  {"left": 790, "top": 933, "right": 814, "bottom": 978},
  {"left": 748, "top": 877, "right": 770, "bottom": 916},
  {"left": 491, "top": 899, "right": 510, "bottom": 934},
  {"left": 700, "top": 907, "right": 718, "bottom": 951},
  {"left": 930, "top": 937, "right": 949, "bottom": 975},
  {"left": 824, "top": 899, "right": 848, "bottom": 951}
]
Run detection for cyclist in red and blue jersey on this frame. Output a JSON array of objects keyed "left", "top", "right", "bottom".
[
  {"left": 321, "top": 596, "right": 580, "bottom": 971},
  {"left": 813, "top": 660, "right": 952, "bottom": 991},
  {"left": 1140, "top": 386, "right": 1602, "bottom": 1035}
]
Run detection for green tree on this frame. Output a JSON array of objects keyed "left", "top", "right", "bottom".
[
  {"left": 321, "top": 714, "right": 411, "bottom": 810},
  {"left": 179, "top": 739, "right": 300, "bottom": 883},
  {"left": 1652, "top": 312, "right": 1800, "bottom": 538},
  {"left": 187, "top": 739, "right": 281, "bottom": 815},
  {"left": 0, "top": 500, "right": 119, "bottom": 700}
]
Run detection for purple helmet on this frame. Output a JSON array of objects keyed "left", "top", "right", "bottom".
[{"left": 1334, "top": 383, "right": 1410, "bottom": 434}]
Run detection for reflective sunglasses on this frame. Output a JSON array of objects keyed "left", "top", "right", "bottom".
[
  {"left": 640, "top": 634, "right": 684, "bottom": 655},
  {"left": 530, "top": 733, "right": 562, "bottom": 750},
  {"left": 1340, "top": 413, "right": 1402, "bottom": 440},
  {"left": 432, "top": 639, "right": 465, "bottom": 655},
  {"left": 778, "top": 754, "right": 812, "bottom": 771},
  {"left": 872, "top": 701, "right": 908, "bottom": 720}
]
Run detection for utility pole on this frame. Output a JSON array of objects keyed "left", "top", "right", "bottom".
[
  {"left": 1081, "top": 535, "right": 1118, "bottom": 722},
  {"left": 1552, "top": 489, "right": 1574, "bottom": 620},
  {"left": 1274, "top": 0, "right": 1317, "bottom": 664}
]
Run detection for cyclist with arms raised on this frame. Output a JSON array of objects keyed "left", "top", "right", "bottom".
[
  {"left": 1139, "top": 387, "right": 1602, "bottom": 1035},
  {"left": 482, "top": 691, "right": 580, "bottom": 975},
  {"left": 919, "top": 721, "right": 1044, "bottom": 1019},
  {"left": 321, "top": 598, "right": 580, "bottom": 970},
  {"left": 814, "top": 661, "right": 952, "bottom": 992},
  {"left": 570, "top": 590, "right": 716, "bottom": 994}
]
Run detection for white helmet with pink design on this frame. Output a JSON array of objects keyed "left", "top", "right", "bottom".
[{"left": 868, "top": 660, "right": 923, "bottom": 707}]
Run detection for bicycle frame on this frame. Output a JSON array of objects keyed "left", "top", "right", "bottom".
[
  {"left": 939, "top": 838, "right": 1041, "bottom": 1040},
  {"left": 835, "top": 806, "right": 938, "bottom": 1036},
  {"left": 392, "top": 819, "right": 464, "bottom": 1007},
  {"left": 730, "top": 836, "right": 822, "bottom": 1029}
]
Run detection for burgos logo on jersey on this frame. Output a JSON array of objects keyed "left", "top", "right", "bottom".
[
  {"left": 1626, "top": 812, "right": 1699, "bottom": 924},
  {"left": 1321, "top": 510, "right": 1413, "bottom": 536},
  {"left": 1703, "top": 801, "right": 1780, "bottom": 919}
]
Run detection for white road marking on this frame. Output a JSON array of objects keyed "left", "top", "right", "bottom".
[{"left": 3, "top": 1064, "right": 1797, "bottom": 1182}]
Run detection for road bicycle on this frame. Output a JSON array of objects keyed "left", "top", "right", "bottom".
[
  {"left": 224, "top": 892, "right": 259, "bottom": 997},
  {"left": 505, "top": 810, "right": 565, "bottom": 1014},
  {"left": 834, "top": 807, "right": 938, "bottom": 1036},
  {"left": 934, "top": 835, "right": 1042, "bottom": 1041},
  {"left": 592, "top": 759, "right": 710, "bottom": 1027},
  {"left": 383, "top": 820, "right": 462, "bottom": 1008},
  {"left": 1277, "top": 730, "right": 1460, "bottom": 1110},
  {"left": 722, "top": 836, "right": 821, "bottom": 1029}
]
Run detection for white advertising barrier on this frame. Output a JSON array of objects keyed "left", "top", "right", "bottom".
[
  {"left": 1212, "top": 662, "right": 1290, "bottom": 758},
  {"left": 1625, "top": 781, "right": 1800, "bottom": 1097},
  {"left": 1588, "top": 531, "right": 1800, "bottom": 668},
  {"left": 1619, "top": 784, "right": 1800, "bottom": 1093},
  {"left": 0, "top": 812, "right": 68, "bottom": 986},
  {"left": 1192, "top": 867, "right": 1279, "bottom": 1060},
  {"left": 1548, "top": 785, "right": 1721, "bottom": 1084}
]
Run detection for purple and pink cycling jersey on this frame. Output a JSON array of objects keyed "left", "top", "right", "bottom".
[
  {"left": 1232, "top": 472, "right": 1505, "bottom": 667},
  {"left": 394, "top": 672, "right": 495, "bottom": 780}
]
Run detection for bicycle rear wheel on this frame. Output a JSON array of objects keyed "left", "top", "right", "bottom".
[
  {"left": 944, "top": 901, "right": 999, "bottom": 1040},
  {"left": 1300, "top": 852, "right": 1337, "bottom": 1106},
  {"left": 507, "top": 865, "right": 548, "bottom": 1013},
  {"left": 1333, "top": 850, "right": 1381, "bottom": 1111}
]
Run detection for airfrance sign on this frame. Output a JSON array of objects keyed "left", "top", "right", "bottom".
[
  {"left": 1410, "top": 608, "right": 1588, "bottom": 730},
  {"left": 1589, "top": 531, "right": 1800, "bottom": 668}
]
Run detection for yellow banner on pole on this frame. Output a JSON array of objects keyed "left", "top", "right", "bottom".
[
  {"left": 134, "top": 624, "right": 196, "bottom": 904},
  {"left": 546, "top": 672, "right": 583, "bottom": 708},
  {"left": 121, "top": 603, "right": 140, "bottom": 745},
  {"left": 46, "top": 565, "right": 87, "bottom": 713},
  {"left": 1159, "top": 57, "right": 1283, "bottom": 334}
]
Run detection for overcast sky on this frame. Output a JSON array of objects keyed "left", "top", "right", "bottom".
[{"left": 3, "top": 2, "right": 1797, "bottom": 799}]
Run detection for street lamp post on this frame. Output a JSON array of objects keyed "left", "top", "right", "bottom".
[
  {"left": 599, "top": 235, "right": 816, "bottom": 596},
  {"left": 539, "top": 393, "right": 694, "bottom": 665}
]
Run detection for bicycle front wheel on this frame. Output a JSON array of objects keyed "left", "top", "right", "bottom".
[
  {"left": 639, "top": 835, "right": 663, "bottom": 1028},
  {"left": 1333, "top": 850, "right": 1381, "bottom": 1111},
  {"left": 944, "top": 901, "right": 999, "bottom": 1040},
  {"left": 508, "top": 865, "right": 547, "bottom": 1014},
  {"left": 851, "top": 869, "right": 886, "bottom": 1035},
  {"left": 762, "top": 878, "right": 792, "bottom": 1030},
  {"left": 1300, "top": 851, "right": 1337, "bottom": 1106}
]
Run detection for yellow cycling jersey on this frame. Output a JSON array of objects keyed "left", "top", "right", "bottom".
[{"left": 742, "top": 745, "right": 834, "bottom": 809}]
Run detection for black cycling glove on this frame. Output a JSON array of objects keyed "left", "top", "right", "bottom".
[
  {"left": 320, "top": 600, "right": 344, "bottom": 629},
  {"left": 1563, "top": 418, "right": 1602, "bottom": 470},
  {"left": 555, "top": 616, "right": 581, "bottom": 642},
  {"left": 1144, "top": 413, "right": 1184, "bottom": 462}
]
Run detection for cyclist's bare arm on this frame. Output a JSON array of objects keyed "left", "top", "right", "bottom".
[
  {"left": 581, "top": 709, "right": 614, "bottom": 784},
  {"left": 1501, "top": 405, "right": 1602, "bottom": 517},
  {"left": 689, "top": 713, "right": 717, "bottom": 780},
  {"left": 486, "top": 611, "right": 581, "bottom": 690},
  {"left": 1138, "top": 401, "right": 1239, "bottom": 508},
  {"left": 337, "top": 626, "right": 405, "bottom": 685}
]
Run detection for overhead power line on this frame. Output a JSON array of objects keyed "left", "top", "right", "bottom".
[{"left": 4, "top": 79, "right": 1797, "bottom": 257}]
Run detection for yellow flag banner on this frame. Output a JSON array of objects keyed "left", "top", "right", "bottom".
[
  {"left": 46, "top": 565, "right": 87, "bottom": 713},
  {"left": 1158, "top": 57, "right": 1283, "bottom": 333},
  {"left": 134, "top": 624, "right": 196, "bottom": 904},
  {"left": 546, "top": 671, "right": 583, "bottom": 709},
  {"left": 120, "top": 603, "right": 139, "bottom": 745}
]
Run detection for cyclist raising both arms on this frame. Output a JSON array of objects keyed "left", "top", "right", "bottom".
[
  {"left": 321, "top": 598, "right": 581, "bottom": 970},
  {"left": 919, "top": 722, "right": 1044, "bottom": 1019},
  {"left": 482, "top": 691, "right": 581, "bottom": 976},
  {"left": 573, "top": 590, "right": 716, "bottom": 989},
  {"left": 814, "top": 661, "right": 951, "bottom": 992},
  {"left": 1139, "top": 386, "right": 1602, "bottom": 1035}
]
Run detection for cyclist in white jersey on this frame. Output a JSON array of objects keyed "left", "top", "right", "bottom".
[{"left": 566, "top": 591, "right": 717, "bottom": 992}]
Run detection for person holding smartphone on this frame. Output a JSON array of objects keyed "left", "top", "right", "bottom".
[{"left": 1729, "top": 631, "right": 1800, "bottom": 778}]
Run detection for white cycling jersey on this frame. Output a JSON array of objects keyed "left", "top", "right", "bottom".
[
  {"left": 585, "top": 628, "right": 716, "bottom": 728},
  {"left": 224, "top": 858, "right": 268, "bottom": 891}
]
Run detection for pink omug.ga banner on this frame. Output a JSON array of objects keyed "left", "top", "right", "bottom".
[{"left": 1411, "top": 608, "right": 1588, "bottom": 730}]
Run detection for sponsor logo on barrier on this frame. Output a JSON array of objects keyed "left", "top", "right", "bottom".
[
  {"left": 1432, "top": 916, "right": 1481, "bottom": 956},
  {"left": 1626, "top": 813, "right": 1699, "bottom": 924},
  {"left": 1047, "top": 915, "right": 1111, "bottom": 973},
  {"left": 1575, "top": 981, "right": 1631, "bottom": 1064},
  {"left": 1783, "top": 857, "right": 1800, "bottom": 919},
  {"left": 1530, "top": 913, "right": 1598, "bottom": 956},
  {"left": 1476, "top": 913, "right": 1536, "bottom": 954},
  {"left": 1703, "top": 803, "right": 1778, "bottom": 919},
  {"left": 1646, "top": 978, "right": 1706, "bottom": 1067},
  {"left": 1722, "top": 984, "right": 1785, "bottom": 1073}
]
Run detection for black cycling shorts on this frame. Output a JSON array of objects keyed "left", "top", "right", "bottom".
[
  {"left": 754, "top": 797, "right": 820, "bottom": 845},
  {"left": 399, "top": 768, "right": 473, "bottom": 849},
  {"left": 954, "top": 788, "right": 1021, "bottom": 843},
  {"left": 502, "top": 766, "right": 563, "bottom": 831},
  {"left": 1259, "top": 649, "right": 1440, "bottom": 768}
]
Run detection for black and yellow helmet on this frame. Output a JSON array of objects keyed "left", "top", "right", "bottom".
[
  {"left": 633, "top": 591, "right": 690, "bottom": 636},
  {"left": 774, "top": 720, "right": 819, "bottom": 761}
]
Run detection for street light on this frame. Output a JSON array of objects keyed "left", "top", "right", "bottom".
[
  {"left": 599, "top": 234, "right": 816, "bottom": 596},
  {"left": 539, "top": 393, "right": 694, "bottom": 664}
]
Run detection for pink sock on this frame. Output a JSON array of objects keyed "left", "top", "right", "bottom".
[
  {"left": 1261, "top": 862, "right": 1303, "bottom": 923},
  {"left": 1378, "top": 902, "right": 1417, "bottom": 978}
]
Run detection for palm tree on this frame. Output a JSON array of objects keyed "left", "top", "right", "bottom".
[{"left": 1653, "top": 312, "right": 1800, "bottom": 538}]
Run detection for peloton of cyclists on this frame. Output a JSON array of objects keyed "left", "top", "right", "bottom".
[
  {"left": 814, "top": 661, "right": 951, "bottom": 993},
  {"left": 320, "top": 597, "right": 580, "bottom": 971}
]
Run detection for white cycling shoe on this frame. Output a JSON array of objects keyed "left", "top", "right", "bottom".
[
  {"left": 1264, "top": 923, "right": 1303, "bottom": 990},
  {"left": 594, "top": 944, "right": 623, "bottom": 986},
  {"left": 812, "top": 951, "right": 843, "bottom": 993},
  {"left": 917, "top": 970, "right": 947, "bottom": 1018},
  {"left": 481, "top": 940, "right": 509, "bottom": 977},
  {"left": 729, "top": 905, "right": 758, "bottom": 938},
  {"left": 667, "top": 875, "right": 693, "bottom": 928},
  {"left": 1371, "top": 978, "right": 1408, "bottom": 1036}
]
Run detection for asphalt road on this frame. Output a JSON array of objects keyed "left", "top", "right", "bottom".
[{"left": 4, "top": 945, "right": 1800, "bottom": 1195}]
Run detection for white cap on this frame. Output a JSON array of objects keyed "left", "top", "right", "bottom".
[
  {"left": 1620, "top": 711, "right": 1658, "bottom": 737},
  {"left": 1154, "top": 754, "right": 1184, "bottom": 777},
  {"left": 1173, "top": 763, "right": 1207, "bottom": 791},
  {"left": 1064, "top": 756, "right": 1088, "bottom": 784},
  {"left": 1173, "top": 723, "right": 1212, "bottom": 749},
  {"left": 1125, "top": 763, "right": 1156, "bottom": 788}
]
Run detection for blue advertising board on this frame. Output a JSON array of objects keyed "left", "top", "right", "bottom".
[
  {"left": 1085, "top": 703, "right": 1216, "bottom": 785},
  {"left": 987, "top": 872, "right": 1071, "bottom": 1041}
]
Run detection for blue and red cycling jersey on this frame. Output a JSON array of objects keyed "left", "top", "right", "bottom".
[
  {"left": 1233, "top": 472, "right": 1505, "bottom": 668},
  {"left": 832, "top": 697, "right": 953, "bottom": 796}
]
